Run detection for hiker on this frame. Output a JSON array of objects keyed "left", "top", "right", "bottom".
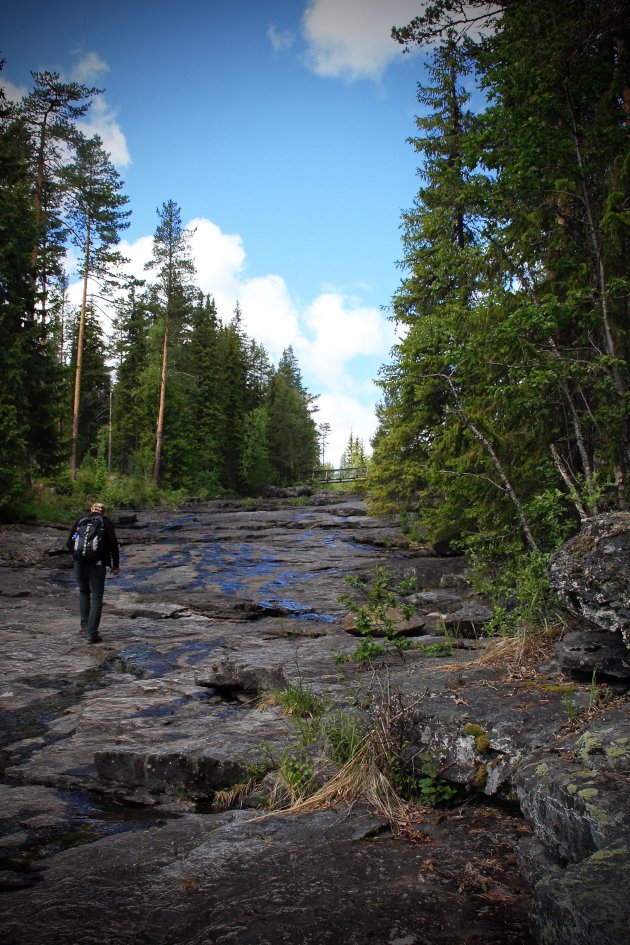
[{"left": 67, "top": 501, "right": 120, "bottom": 643}]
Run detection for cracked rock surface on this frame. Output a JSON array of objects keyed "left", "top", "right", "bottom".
[{"left": 0, "top": 495, "right": 627, "bottom": 944}]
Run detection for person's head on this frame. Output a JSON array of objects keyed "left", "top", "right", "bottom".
[{"left": 90, "top": 501, "right": 106, "bottom": 515}]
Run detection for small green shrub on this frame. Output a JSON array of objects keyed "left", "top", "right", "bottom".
[
  {"left": 467, "top": 548, "right": 558, "bottom": 636},
  {"left": 337, "top": 566, "right": 417, "bottom": 664},
  {"left": 275, "top": 681, "right": 324, "bottom": 719},
  {"left": 389, "top": 754, "right": 461, "bottom": 807},
  {"left": 279, "top": 750, "right": 316, "bottom": 798}
]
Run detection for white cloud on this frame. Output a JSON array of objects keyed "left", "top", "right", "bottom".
[
  {"left": 68, "top": 52, "right": 131, "bottom": 168},
  {"left": 300, "top": 292, "right": 396, "bottom": 386},
  {"left": 188, "top": 217, "right": 246, "bottom": 300},
  {"left": 267, "top": 24, "right": 295, "bottom": 53},
  {"left": 0, "top": 78, "right": 28, "bottom": 102},
  {"left": 76, "top": 97, "right": 131, "bottom": 168},
  {"left": 302, "top": 0, "right": 420, "bottom": 81},
  {"left": 71, "top": 50, "right": 110, "bottom": 83},
  {"left": 109, "top": 217, "right": 391, "bottom": 460}
]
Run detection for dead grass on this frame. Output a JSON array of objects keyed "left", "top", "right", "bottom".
[{"left": 420, "top": 624, "right": 562, "bottom": 679}]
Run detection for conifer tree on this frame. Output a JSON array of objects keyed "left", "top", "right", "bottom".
[
  {"left": 0, "top": 64, "right": 65, "bottom": 509},
  {"left": 66, "top": 304, "right": 111, "bottom": 467},
  {"left": 267, "top": 347, "right": 319, "bottom": 483},
  {"left": 17, "top": 70, "right": 101, "bottom": 321},
  {"left": 145, "top": 200, "right": 195, "bottom": 484},
  {"left": 109, "top": 280, "right": 150, "bottom": 474},
  {"left": 373, "top": 0, "right": 630, "bottom": 552},
  {"left": 62, "top": 133, "right": 130, "bottom": 478}
]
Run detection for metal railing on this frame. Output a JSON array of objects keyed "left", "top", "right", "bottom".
[{"left": 309, "top": 466, "right": 368, "bottom": 483}]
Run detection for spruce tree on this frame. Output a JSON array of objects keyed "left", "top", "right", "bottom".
[
  {"left": 0, "top": 68, "right": 65, "bottom": 510},
  {"left": 267, "top": 347, "right": 319, "bottom": 484}
]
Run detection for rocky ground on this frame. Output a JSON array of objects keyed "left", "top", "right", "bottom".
[{"left": 0, "top": 494, "right": 628, "bottom": 945}]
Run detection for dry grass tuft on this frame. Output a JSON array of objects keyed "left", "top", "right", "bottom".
[
  {"left": 279, "top": 737, "right": 403, "bottom": 822},
  {"left": 212, "top": 780, "right": 258, "bottom": 812}
]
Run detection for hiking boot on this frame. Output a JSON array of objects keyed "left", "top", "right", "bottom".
[{"left": 87, "top": 634, "right": 103, "bottom": 644}]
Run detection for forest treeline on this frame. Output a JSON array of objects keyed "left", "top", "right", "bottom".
[
  {"left": 2, "top": 0, "right": 629, "bottom": 573},
  {"left": 0, "top": 67, "right": 321, "bottom": 515},
  {"left": 369, "top": 0, "right": 630, "bottom": 560}
]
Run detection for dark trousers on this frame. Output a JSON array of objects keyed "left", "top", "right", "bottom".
[{"left": 74, "top": 560, "right": 107, "bottom": 639}]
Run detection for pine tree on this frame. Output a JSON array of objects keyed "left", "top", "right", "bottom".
[
  {"left": 62, "top": 133, "right": 130, "bottom": 478},
  {"left": 109, "top": 279, "right": 150, "bottom": 475},
  {"left": 66, "top": 304, "right": 111, "bottom": 467},
  {"left": 145, "top": 200, "right": 195, "bottom": 484},
  {"left": 17, "top": 70, "right": 101, "bottom": 322}
]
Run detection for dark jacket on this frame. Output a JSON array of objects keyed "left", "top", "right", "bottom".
[{"left": 67, "top": 514, "right": 120, "bottom": 570}]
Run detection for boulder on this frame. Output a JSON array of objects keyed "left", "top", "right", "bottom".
[
  {"left": 556, "top": 628, "right": 630, "bottom": 679},
  {"left": 549, "top": 512, "right": 630, "bottom": 646}
]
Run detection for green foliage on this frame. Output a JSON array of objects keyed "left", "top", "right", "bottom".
[
  {"left": 266, "top": 346, "right": 319, "bottom": 484},
  {"left": 241, "top": 406, "right": 272, "bottom": 494},
  {"left": 275, "top": 681, "right": 324, "bottom": 720},
  {"left": 467, "top": 548, "right": 558, "bottom": 635},
  {"left": 388, "top": 753, "right": 461, "bottom": 807},
  {"left": 337, "top": 566, "right": 417, "bottom": 663},
  {"left": 564, "top": 691, "right": 577, "bottom": 722},
  {"left": 416, "top": 639, "right": 453, "bottom": 656},
  {"left": 278, "top": 750, "right": 316, "bottom": 798},
  {"left": 370, "top": 0, "right": 630, "bottom": 559},
  {"left": 322, "top": 711, "right": 365, "bottom": 766}
]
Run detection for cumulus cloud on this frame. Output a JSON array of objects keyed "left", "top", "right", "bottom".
[
  {"left": 76, "top": 97, "right": 131, "bottom": 167},
  {"left": 267, "top": 24, "right": 296, "bottom": 53},
  {"left": 71, "top": 50, "right": 109, "bottom": 83},
  {"left": 110, "top": 216, "right": 391, "bottom": 460},
  {"left": 301, "top": 0, "right": 420, "bottom": 81},
  {"left": 0, "top": 78, "right": 28, "bottom": 102},
  {"left": 69, "top": 52, "right": 131, "bottom": 168},
  {"left": 300, "top": 292, "right": 396, "bottom": 385}
]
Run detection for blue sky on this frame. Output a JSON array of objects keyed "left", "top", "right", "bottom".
[{"left": 3, "top": 0, "right": 431, "bottom": 465}]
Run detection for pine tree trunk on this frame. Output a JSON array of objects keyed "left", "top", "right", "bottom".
[
  {"left": 70, "top": 222, "right": 90, "bottom": 480},
  {"left": 153, "top": 318, "right": 170, "bottom": 484}
]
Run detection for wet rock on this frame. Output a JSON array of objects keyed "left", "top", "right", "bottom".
[
  {"left": 549, "top": 512, "right": 630, "bottom": 645},
  {"left": 1, "top": 495, "right": 627, "bottom": 945}
]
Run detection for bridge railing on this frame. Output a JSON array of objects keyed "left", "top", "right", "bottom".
[{"left": 309, "top": 466, "right": 368, "bottom": 483}]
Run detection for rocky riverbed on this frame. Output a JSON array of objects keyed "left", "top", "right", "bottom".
[{"left": 0, "top": 494, "right": 628, "bottom": 945}]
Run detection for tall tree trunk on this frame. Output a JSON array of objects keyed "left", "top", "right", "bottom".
[
  {"left": 29, "top": 106, "right": 55, "bottom": 321},
  {"left": 153, "top": 318, "right": 170, "bottom": 484},
  {"left": 70, "top": 222, "right": 90, "bottom": 479}
]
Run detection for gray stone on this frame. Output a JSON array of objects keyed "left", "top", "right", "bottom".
[
  {"left": 549, "top": 512, "right": 630, "bottom": 644},
  {"left": 531, "top": 842, "right": 630, "bottom": 945},
  {"left": 1, "top": 495, "right": 628, "bottom": 945},
  {"left": 556, "top": 629, "right": 630, "bottom": 679}
]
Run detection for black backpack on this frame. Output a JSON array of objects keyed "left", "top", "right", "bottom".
[{"left": 73, "top": 514, "right": 106, "bottom": 561}]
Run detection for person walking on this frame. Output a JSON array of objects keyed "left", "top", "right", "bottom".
[{"left": 67, "top": 501, "right": 120, "bottom": 643}]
